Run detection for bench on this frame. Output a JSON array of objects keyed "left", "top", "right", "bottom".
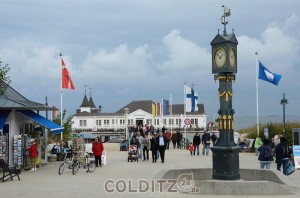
[
  {"left": 240, "top": 138, "right": 255, "bottom": 152},
  {"left": 0, "top": 159, "right": 21, "bottom": 182}
]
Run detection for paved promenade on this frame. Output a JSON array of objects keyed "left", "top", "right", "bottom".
[{"left": 0, "top": 146, "right": 299, "bottom": 198}]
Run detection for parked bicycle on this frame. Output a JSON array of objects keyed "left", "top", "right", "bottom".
[
  {"left": 72, "top": 152, "right": 96, "bottom": 175},
  {"left": 58, "top": 151, "right": 75, "bottom": 175}
]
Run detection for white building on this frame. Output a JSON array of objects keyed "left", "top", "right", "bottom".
[{"left": 72, "top": 95, "right": 207, "bottom": 133}]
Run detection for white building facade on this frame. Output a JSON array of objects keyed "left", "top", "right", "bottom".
[{"left": 72, "top": 96, "right": 207, "bottom": 133}]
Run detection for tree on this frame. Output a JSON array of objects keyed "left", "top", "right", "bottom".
[
  {"left": 48, "top": 109, "right": 74, "bottom": 143},
  {"left": 0, "top": 59, "right": 11, "bottom": 94}
]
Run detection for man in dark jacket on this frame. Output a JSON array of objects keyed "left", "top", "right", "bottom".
[
  {"left": 150, "top": 133, "right": 158, "bottom": 163},
  {"left": 275, "top": 136, "right": 291, "bottom": 175},
  {"left": 202, "top": 130, "right": 211, "bottom": 155},
  {"left": 156, "top": 132, "right": 167, "bottom": 163},
  {"left": 211, "top": 133, "right": 217, "bottom": 145},
  {"left": 176, "top": 131, "right": 182, "bottom": 149},
  {"left": 192, "top": 133, "right": 201, "bottom": 155}
]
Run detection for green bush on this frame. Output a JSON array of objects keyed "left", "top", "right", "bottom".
[{"left": 238, "top": 122, "right": 300, "bottom": 144}]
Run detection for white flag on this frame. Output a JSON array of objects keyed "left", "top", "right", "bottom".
[{"left": 185, "top": 85, "right": 198, "bottom": 112}]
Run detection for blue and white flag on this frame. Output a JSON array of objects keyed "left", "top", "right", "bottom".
[
  {"left": 185, "top": 85, "right": 198, "bottom": 112},
  {"left": 258, "top": 61, "right": 282, "bottom": 86}
]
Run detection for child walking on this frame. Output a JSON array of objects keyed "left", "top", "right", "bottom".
[{"left": 188, "top": 142, "right": 195, "bottom": 156}]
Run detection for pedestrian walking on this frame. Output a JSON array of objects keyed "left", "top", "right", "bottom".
[
  {"left": 188, "top": 143, "right": 195, "bottom": 156},
  {"left": 192, "top": 133, "right": 201, "bottom": 155},
  {"left": 258, "top": 139, "right": 273, "bottom": 169},
  {"left": 150, "top": 133, "right": 158, "bottom": 163},
  {"left": 143, "top": 133, "right": 150, "bottom": 161},
  {"left": 156, "top": 131, "right": 167, "bottom": 163},
  {"left": 165, "top": 130, "right": 171, "bottom": 149},
  {"left": 28, "top": 139, "right": 38, "bottom": 171},
  {"left": 136, "top": 132, "right": 144, "bottom": 159},
  {"left": 171, "top": 132, "right": 177, "bottom": 149},
  {"left": 202, "top": 130, "right": 211, "bottom": 155},
  {"left": 92, "top": 136, "right": 104, "bottom": 167},
  {"left": 275, "top": 136, "right": 292, "bottom": 175}
]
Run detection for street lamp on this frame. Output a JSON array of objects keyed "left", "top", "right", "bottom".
[
  {"left": 124, "top": 108, "right": 130, "bottom": 143},
  {"left": 280, "top": 93, "right": 288, "bottom": 136}
]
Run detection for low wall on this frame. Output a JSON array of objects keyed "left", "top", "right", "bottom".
[
  {"left": 103, "top": 143, "right": 120, "bottom": 151},
  {"left": 161, "top": 168, "right": 297, "bottom": 195}
]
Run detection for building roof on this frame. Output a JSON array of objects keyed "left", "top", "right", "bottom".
[
  {"left": 172, "top": 104, "right": 205, "bottom": 115},
  {"left": 89, "top": 96, "right": 96, "bottom": 108},
  {"left": 80, "top": 95, "right": 90, "bottom": 107},
  {"left": 74, "top": 111, "right": 123, "bottom": 117},
  {"left": 0, "top": 80, "right": 52, "bottom": 110},
  {"left": 73, "top": 99, "right": 205, "bottom": 117},
  {"left": 115, "top": 100, "right": 154, "bottom": 114}
]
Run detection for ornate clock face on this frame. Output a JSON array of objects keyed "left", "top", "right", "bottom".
[
  {"left": 214, "top": 47, "right": 226, "bottom": 67},
  {"left": 229, "top": 48, "right": 236, "bottom": 67}
]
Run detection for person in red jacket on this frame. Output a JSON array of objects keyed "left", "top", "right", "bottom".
[
  {"left": 92, "top": 136, "right": 104, "bottom": 167},
  {"left": 28, "top": 139, "right": 38, "bottom": 171}
]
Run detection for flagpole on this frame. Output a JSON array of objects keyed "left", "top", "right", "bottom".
[
  {"left": 255, "top": 51, "right": 259, "bottom": 137},
  {"left": 183, "top": 82, "right": 187, "bottom": 139},
  {"left": 60, "top": 89, "right": 63, "bottom": 141},
  {"left": 170, "top": 92, "right": 173, "bottom": 133},
  {"left": 161, "top": 98, "right": 163, "bottom": 129},
  {"left": 60, "top": 54, "right": 63, "bottom": 141}
]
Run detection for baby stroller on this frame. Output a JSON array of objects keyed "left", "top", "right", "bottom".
[{"left": 127, "top": 145, "right": 138, "bottom": 162}]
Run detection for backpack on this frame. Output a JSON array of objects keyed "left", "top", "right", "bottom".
[
  {"left": 259, "top": 146, "right": 273, "bottom": 161},
  {"left": 263, "top": 148, "right": 271, "bottom": 161},
  {"left": 281, "top": 144, "right": 289, "bottom": 158}
]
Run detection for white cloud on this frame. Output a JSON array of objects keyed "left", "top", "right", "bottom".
[{"left": 159, "top": 29, "right": 210, "bottom": 77}]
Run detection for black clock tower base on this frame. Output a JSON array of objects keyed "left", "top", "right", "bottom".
[{"left": 211, "top": 145, "right": 240, "bottom": 180}]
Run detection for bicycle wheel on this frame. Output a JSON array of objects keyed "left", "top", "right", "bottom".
[
  {"left": 72, "top": 161, "right": 80, "bottom": 175},
  {"left": 58, "top": 163, "right": 65, "bottom": 175},
  {"left": 87, "top": 161, "right": 96, "bottom": 172}
]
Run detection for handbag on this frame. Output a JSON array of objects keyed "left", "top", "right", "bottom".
[{"left": 285, "top": 160, "right": 295, "bottom": 176}]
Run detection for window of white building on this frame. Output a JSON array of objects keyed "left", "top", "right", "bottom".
[
  {"left": 146, "top": 119, "right": 152, "bottom": 125},
  {"left": 163, "top": 119, "right": 167, "bottom": 125},
  {"left": 104, "top": 120, "right": 110, "bottom": 125},
  {"left": 176, "top": 119, "right": 181, "bottom": 126},
  {"left": 191, "top": 119, "right": 198, "bottom": 126},
  {"left": 169, "top": 119, "right": 174, "bottom": 125},
  {"left": 96, "top": 120, "right": 101, "bottom": 126},
  {"left": 80, "top": 120, "right": 87, "bottom": 126}
]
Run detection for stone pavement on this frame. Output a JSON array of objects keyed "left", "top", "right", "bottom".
[{"left": 0, "top": 145, "right": 299, "bottom": 198}]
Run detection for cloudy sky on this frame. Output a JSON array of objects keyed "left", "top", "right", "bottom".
[{"left": 1, "top": 0, "right": 300, "bottom": 121}]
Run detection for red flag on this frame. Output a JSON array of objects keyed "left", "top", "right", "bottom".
[{"left": 61, "top": 58, "right": 75, "bottom": 90}]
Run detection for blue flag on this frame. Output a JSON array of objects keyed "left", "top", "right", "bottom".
[
  {"left": 162, "top": 99, "right": 169, "bottom": 115},
  {"left": 258, "top": 61, "right": 282, "bottom": 86}
]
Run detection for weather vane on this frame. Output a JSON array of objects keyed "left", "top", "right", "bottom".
[{"left": 221, "top": 5, "right": 231, "bottom": 35}]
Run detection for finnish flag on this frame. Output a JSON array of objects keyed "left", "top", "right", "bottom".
[
  {"left": 258, "top": 61, "right": 282, "bottom": 86},
  {"left": 185, "top": 85, "right": 198, "bottom": 112}
]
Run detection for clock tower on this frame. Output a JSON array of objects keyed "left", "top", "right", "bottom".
[{"left": 210, "top": 6, "right": 240, "bottom": 180}]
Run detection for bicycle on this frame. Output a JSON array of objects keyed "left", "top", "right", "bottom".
[
  {"left": 72, "top": 152, "right": 96, "bottom": 175},
  {"left": 58, "top": 151, "right": 75, "bottom": 175}
]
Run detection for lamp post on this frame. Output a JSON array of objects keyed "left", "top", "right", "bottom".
[
  {"left": 124, "top": 108, "right": 130, "bottom": 144},
  {"left": 280, "top": 93, "right": 288, "bottom": 136}
]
